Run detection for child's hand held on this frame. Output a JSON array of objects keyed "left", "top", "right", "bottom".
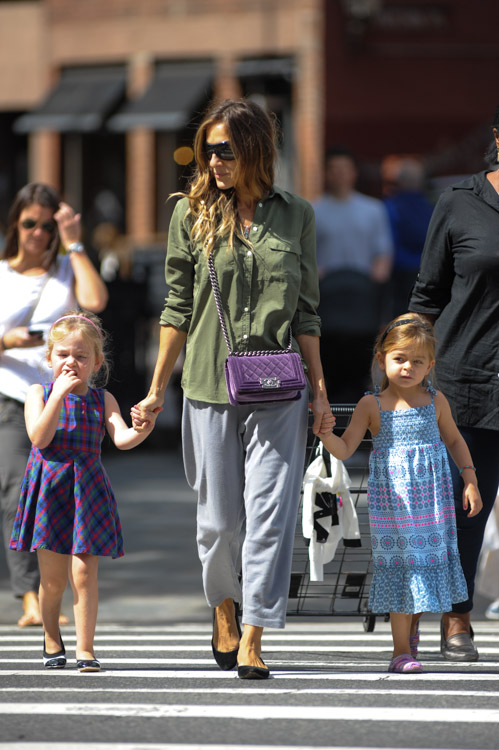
[{"left": 310, "top": 398, "right": 335, "bottom": 436}]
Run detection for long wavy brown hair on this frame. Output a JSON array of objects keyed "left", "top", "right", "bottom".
[
  {"left": 2, "top": 183, "right": 61, "bottom": 267},
  {"left": 179, "top": 99, "right": 278, "bottom": 256}
]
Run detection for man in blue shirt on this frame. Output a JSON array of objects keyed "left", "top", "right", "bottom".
[{"left": 313, "top": 147, "right": 393, "bottom": 402}]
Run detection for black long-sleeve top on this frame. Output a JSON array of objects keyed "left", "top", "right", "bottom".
[{"left": 410, "top": 170, "right": 499, "bottom": 430}]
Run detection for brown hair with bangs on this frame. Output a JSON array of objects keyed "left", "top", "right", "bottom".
[
  {"left": 373, "top": 313, "right": 436, "bottom": 391},
  {"left": 180, "top": 98, "right": 278, "bottom": 257}
]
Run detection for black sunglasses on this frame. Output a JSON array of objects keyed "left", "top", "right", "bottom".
[
  {"left": 205, "top": 141, "right": 236, "bottom": 161},
  {"left": 20, "top": 218, "right": 56, "bottom": 233}
]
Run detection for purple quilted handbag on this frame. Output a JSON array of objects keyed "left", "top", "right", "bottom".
[
  {"left": 208, "top": 253, "right": 306, "bottom": 406},
  {"left": 225, "top": 351, "right": 305, "bottom": 405}
]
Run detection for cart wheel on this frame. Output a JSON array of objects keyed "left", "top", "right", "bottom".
[{"left": 363, "top": 614, "right": 376, "bottom": 632}]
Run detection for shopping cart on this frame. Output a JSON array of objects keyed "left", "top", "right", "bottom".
[{"left": 287, "top": 404, "right": 385, "bottom": 632}]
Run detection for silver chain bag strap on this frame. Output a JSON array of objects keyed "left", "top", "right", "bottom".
[{"left": 207, "top": 252, "right": 306, "bottom": 406}]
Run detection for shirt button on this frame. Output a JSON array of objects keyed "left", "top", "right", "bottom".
[
  {"left": 243, "top": 334, "right": 248, "bottom": 340},
  {"left": 244, "top": 307, "right": 249, "bottom": 312},
  {"left": 252, "top": 226, "right": 258, "bottom": 232},
  {"left": 246, "top": 250, "right": 252, "bottom": 256},
  {"left": 258, "top": 202, "right": 263, "bottom": 207}
]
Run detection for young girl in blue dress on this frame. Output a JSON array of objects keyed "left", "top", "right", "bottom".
[
  {"left": 319, "top": 313, "right": 482, "bottom": 673},
  {"left": 10, "top": 312, "right": 157, "bottom": 671}
]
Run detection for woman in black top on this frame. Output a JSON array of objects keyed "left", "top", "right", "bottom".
[{"left": 410, "top": 108, "right": 499, "bottom": 661}]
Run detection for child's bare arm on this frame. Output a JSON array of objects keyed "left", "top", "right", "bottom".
[
  {"left": 25, "top": 374, "right": 80, "bottom": 448},
  {"left": 105, "top": 391, "right": 157, "bottom": 450},
  {"left": 436, "top": 392, "right": 482, "bottom": 517},
  {"left": 320, "top": 396, "right": 373, "bottom": 460}
]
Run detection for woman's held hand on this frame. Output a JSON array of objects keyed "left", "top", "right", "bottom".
[
  {"left": 310, "top": 394, "right": 335, "bottom": 436},
  {"left": 131, "top": 396, "right": 163, "bottom": 432}
]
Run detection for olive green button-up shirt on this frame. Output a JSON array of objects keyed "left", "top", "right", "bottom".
[{"left": 160, "top": 186, "right": 321, "bottom": 403}]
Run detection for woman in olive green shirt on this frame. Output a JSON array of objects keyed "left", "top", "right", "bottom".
[{"left": 135, "top": 99, "right": 333, "bottom": 679}]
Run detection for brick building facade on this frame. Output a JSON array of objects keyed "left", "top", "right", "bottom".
[
  {"left": 0, "top": 0, "right": 324, "bottom": 242},
  {"left": 0, "top": 0, "right": 497, "bottom": 241}
]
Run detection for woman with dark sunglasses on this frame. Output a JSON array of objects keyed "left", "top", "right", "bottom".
[
  {"left": 0, "top": 182, "right": 108, "bottom": 627},
  {"left": 133, "top": 99, "right": 333, "bottom": 679}
]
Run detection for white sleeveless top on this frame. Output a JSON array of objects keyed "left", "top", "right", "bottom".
[{"left": 0, "top": 255, "right": 77, "bottom": 402}]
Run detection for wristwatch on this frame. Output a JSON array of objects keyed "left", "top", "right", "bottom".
[{"left": 67, "top": 242, "right": 85, "bottom": 254}]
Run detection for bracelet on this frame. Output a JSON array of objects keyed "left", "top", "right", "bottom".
[
  {"left": 67, "top": 242, "right": 85, "bottom": 254},
  {"left": 459, "top": 465, "right": 476, "bottom": 474}
]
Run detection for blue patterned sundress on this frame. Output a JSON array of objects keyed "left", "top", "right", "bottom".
[
  {"left": 10, "top": 384, "right": 123, "bottom": 558},
  {"left": 367, "top": 390, "right": 467, "bottom": 614}
]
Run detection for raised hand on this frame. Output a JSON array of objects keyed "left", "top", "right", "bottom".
[
  {"left": 54, "top": 202, "right": 82, "bottom": 249},
  {"left": 51, "top": 369, "right": 81, "bottom": 399}
]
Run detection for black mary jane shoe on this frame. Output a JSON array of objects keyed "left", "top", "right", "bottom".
[
  {"left": 43, "top": 633, "right": 66, "bottom": 669},
  {"left": 237, "top": 661, "right": 270, "bottom": 680},
  {"left": 77, "top": 657, "right": 101, "bottom": 673},
  {"left": 211, "top": 601, "right": 242, "bottom": 671},
  {"left": 440, "top": 620, "right": 479, "bottom": 662}
]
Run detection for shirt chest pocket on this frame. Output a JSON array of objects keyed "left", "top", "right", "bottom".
[{"left": 265, "top": 239, "right": 302, "bottom": 283}]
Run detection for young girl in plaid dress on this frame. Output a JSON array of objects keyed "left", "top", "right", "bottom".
[{"left": 10, "top": 312, "right": 157, "bottom": 671}]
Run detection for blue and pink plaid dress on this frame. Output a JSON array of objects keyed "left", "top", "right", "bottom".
[{"left": 10, "top": 384, "right": 123, "bottom": 558}]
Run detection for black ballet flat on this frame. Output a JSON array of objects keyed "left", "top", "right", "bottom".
[
  {"left": 237, "top": 661, "right": 270, "bottom": 680},
  {"left": 77, "top": 657, "right": 101, "bottom": 672},
  {"left": 211, "top": 601, "right": 242, "bottom": 671},
  {"left": 43, "top": 633, "right": 66, "bottom": 669}
]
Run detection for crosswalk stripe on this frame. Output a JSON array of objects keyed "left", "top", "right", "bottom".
[
  {"left": 3, "top": 657, "right": 499, "bottom": 669},
  {"left": 0, "top": 744, "right": 459, "bottom": 750},
  {"left": 0, "top": 623, "right": 497, "bottom": 633},
  {"left": 2, "top": 669, "right": 499, "bottom": 681},
  {"left": 3, "top": 644, "right": 499, "bottom": 654},
  {"left": 2, "top": 686, "right": 499, "bottom": 698},
  {"left": 1, "top": 703, "right": 499, "bottom": 722},
  {"left": 3, "top": 632, "right": 497, "bottom": 644}
]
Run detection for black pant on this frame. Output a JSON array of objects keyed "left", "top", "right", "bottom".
[{"left": 449, "top": 426, "right": 499, "bottom": 614}]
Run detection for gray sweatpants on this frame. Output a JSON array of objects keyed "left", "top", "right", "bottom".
[{"left": 182, "top": 391, "right": 308, "bottom": 629}]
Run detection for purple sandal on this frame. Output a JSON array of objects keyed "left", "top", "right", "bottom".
[
  {"left": 388, "top": 653, "right": 423, "bottom": 673},
  {"left": 409, "top": 624, "right": 420, "bottom": 658}
]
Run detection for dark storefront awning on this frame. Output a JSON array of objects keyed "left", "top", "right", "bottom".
[
  {"left": 108, "top": 61, "right": 213, "bottom": 132},
  {"left": 13, "top": 67, "right": 126, "bottom": 134},
  {"left": 236, "top": 57, "right": 295, "bottom": 79}
]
